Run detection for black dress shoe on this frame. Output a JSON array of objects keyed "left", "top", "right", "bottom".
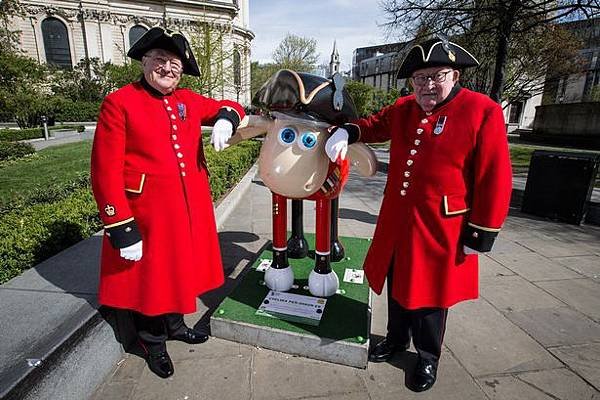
[
  {"left": 368, "top": 338, "right": 409, "bottom": 363},
  {"left": 408, "top": 358, "right": 437, "bottom": 392},
  {"left": 147, "top": 350, "right": 174, "bottom": 379},
  {"left": 169, "top": 326, "right": 209, "bottom": 344}
]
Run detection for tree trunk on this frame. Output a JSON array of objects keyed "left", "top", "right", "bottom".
[{"left": 490, "top": 0, "right": 519, "bottom": 103}]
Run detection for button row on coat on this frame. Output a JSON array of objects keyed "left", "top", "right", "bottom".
[
  {"left": 164, "top": 99, "right": 186, "bottom": 177},
  {"left": 401, "top": 119, "right": 428, "bottom": 196}
]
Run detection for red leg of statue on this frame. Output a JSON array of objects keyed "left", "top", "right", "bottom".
[
  {"left": 271, "top": 192, "right": 288, "bottom": 269},
  {"left": 314, "top": 198, "right": 331, "bottom": 273}
]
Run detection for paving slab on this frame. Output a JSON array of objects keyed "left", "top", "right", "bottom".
[
  {"left": 489, "top": 252, "right": 584, "bottom": 281},
  {"left": 554, "top": 255, "right": 600, "bottom": 280},
  {"left": 362, "top": 349, "right": 488, "bottom": 400},
  {"left": 537, "top": 279, "right": 600, "bottom": 321},
  {"left": 549, "top": 343, "right": 600, "bottom": 391},
  {"left": 504, "top": 307, "right": 600, "bottom": 347},
  {"left": 444, "top": 299, "right": 562, "bottom": 376},
  {"left": 480, "top": 275, "right": 564, "bottom": 312},
  {"left": 251, "top": 350, "right": 367, "bottom": 400},
  {"left": 518, "top": 368, "right": 600, "bottom": 400},
  {"left": 130, "top": 354, "right": 252, "bottom": 400},
  {"left": 479, "top": 255, "right": 516, "bottom": 281},
  {"left": 475, "top": 374, "right": 555, "bottom": 400}
]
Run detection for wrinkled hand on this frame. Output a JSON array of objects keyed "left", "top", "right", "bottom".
[
  {"left": 211, "top": 118, "right": 234, "bottom": 151},
  {"left": 325, "top": 127, "right": 349, "bottom": 162},
  {"left": 463, "top": 245, "right": 480, "bottom": 255},
  {"left": 120, "top": 240, "right": 143, "bottom": 261}
]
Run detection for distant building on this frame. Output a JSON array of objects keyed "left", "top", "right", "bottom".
[
  {"left": 8, "top": 0, "right": 254, "bottom": 105},
  {"left": 543, "top": 17, "right": 600, "bottom": 104}
]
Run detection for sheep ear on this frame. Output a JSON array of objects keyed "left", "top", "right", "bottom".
[
  {"left": 227, "top": 115, "right": 272, "bottom": 146},
  {"left": 347, "top": 143, "right": 378, "bottom": 177}
]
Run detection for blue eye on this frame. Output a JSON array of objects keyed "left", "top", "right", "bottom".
[
  {"left": 278, "top": 127, "right": 296, "bottom": 145},
  {"left": 299, "top": 132, "right": 318, "bottom": 150}
]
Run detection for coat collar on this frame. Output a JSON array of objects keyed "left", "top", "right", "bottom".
[
  {"left": 140, "top": 76, "right": 174, "bottom": 98},
  {"left": 433, "top": 83, "right": 461, "bottom": 111}
]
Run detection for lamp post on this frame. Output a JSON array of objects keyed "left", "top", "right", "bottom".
[{"left": 40, "top": 115, "right": 49, "bottom": 140}]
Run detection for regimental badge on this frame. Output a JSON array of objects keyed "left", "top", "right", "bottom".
[
  {"left": 177, "top": 103, "right": 186, "bottom": 121},
  {"left": 448, "top": 50, "right": 456, "bottom": 62},
  {"left": 434, "top": 116, "right": 447, "bottom": 135},
  {"left": 104, "top": 204, "right": 116, "bottom": 217}
]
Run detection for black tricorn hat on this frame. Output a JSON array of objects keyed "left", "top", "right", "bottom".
[
  {"left": 127, "top": 26, "right": 200, "bottom": 77},
  {"left": 397, "top": 36, "right": 479, "bottom": 78},
  {"left": 253, "top": 70, "right": 358, "bottom": 125}
]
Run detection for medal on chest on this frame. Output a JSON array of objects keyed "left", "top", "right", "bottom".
[
  {"left": 434, "top": 116, "right": 447, "bottom": 135},
  {"left": 177, "top": 103, "right": 186, "bottom": 121}
]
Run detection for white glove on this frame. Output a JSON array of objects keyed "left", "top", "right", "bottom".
[
  {"left": 120, "top": 240, "right": 143, "bottom": 261},
  {"left": 211, "top": 118, "right": 234, "bottom": 151},
  {"left": 325, "top": 127, "right": 349, "bottom": 162},
  {"left": 463, "top": 245, "right": 481, "bottom": 255}
]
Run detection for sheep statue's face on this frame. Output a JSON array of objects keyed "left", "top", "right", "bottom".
[{"left": 259, "top": 113, "right": 330, "bottom": 199}]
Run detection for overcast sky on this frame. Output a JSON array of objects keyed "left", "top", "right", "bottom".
[{"left": 249, "top": 0, "right": 392, "bottom": 71}]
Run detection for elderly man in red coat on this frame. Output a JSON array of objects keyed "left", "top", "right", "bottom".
[
  {"left": 325, "top": 36, "right": 512, "bottom": 392},
  {"left": 90, "top": 27, "right": 245, "bottom": 378}
]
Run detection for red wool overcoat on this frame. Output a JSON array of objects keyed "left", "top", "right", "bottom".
[
  {"left": 91, "top": 81, "right": 245, "bottom": 316},
  {"left": 354, "top": 88, "right": 512, "bottom": 309}
]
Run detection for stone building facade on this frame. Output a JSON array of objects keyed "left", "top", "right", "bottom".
[{"left": 9, "top": 0, "right": 254, "bottom": 105}]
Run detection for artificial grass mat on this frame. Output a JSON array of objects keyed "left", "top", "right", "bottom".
[{"left": 215, "top": 233, "right": 372, "bottom": 345}]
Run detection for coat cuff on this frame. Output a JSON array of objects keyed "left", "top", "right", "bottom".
[
  {"left": 216, "top": 106, "right": 241, "bottom": 132},
  {"left": 104, "top": 218, "right": 142, "bottom": 249},
  {"left": 338, "top": 123, "right": 361, "bottom": 144},
  {"left": 462, "top": 222, "right": 500, "bottom": 252}
]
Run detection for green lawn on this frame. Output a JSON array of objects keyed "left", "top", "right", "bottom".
[{"left": 0, "top": 141, "right": 93, "bottom": 211}]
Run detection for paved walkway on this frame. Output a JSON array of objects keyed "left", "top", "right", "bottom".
[{"left": 90, "top": 150, "right": 600, "bottom": 400}]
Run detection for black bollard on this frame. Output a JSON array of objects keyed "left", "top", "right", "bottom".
[{"left": 330, "top": 197, "right": 345, "bottom": 262}]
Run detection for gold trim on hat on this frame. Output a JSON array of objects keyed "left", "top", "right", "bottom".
[
  {"left": 414, "top": 41, "right": 479, "bottom": 64},
  {"left": 285, "top": 69, "right": 331, "bottom": 105}
]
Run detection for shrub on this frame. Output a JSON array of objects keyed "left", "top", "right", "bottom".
[
  {"left": 0, "top": 188, "right": 101, "bottom": 283},
  {"left": 0, "top": 127, "right": 43, "bottom": 142},
  {"left": 0, "top": 141, "right": 35, "bottom": 161},
  {"left": 55, "top": 100, "right": 101, "bottom": 122}
]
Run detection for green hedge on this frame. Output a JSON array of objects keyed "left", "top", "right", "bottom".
[
  {"left": 0, "top": 188, "right": 101, "bottom": 284},
  {"left": 0, "top": 127, "right": 43, "bottom": 141},
  {"left": 0, "top": 141, "right": 35, "bottom": 161},
  {"left": 55, "top": 100, "right": 101, "bottom": 122},
  {"left": 0, "top": 139, "right": 261, "bottom": 284}
]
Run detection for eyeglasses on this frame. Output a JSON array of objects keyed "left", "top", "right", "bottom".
[
  {"left": 146, "top": 55, "right": 183, "bottom": 75},
  {"left": 410, "top": 70, "right": 454, "bottom": 86}
]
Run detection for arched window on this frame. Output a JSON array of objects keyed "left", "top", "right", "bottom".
[
  {"left": 233, "top": 49, "right": 241, "bottom": 89},
  {"left": 129, "top": 25, "right": 148, "bottom": 48},
  {"left": 41, "top": 17, "right": 72, "bottom": 69}
]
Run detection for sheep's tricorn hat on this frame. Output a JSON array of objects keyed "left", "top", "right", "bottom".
[
  {"left": 127, "top": 26, "right": 200, "bottom": 77},
  {"left": 253, "top": 70, "right": 358, "bottom": 125},
  {"left": 397, "top": 35, "right": 479, "bottom": 78}
]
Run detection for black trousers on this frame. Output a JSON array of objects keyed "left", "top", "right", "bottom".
[
  {"left": 386, "top": 267, "right": 448, "bottom": 365},
  {"left": 131, "top": 312, "right": 186, "bottom": 353}
]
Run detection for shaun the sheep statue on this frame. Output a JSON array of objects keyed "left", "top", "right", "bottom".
[{"left": 228, "top": 70, "right": 377, "bottom": 297}]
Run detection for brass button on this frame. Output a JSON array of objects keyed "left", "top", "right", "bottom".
[
  {"left": 416, "top": 128, "right": 423, "bottom": 135},
  {"left": 414, "top": 139, "right": 421, "bottom": 145},
  {"left": 410, "top": 149, "right": 417, "bottom": 155},
  {"left": 406, "top": 159, "right": 414, "bottom": 166},
  {"left": 174, "top": 144, "right": 180, "bottom": 149},
  {"left": 177, "top": 152, "right": 183, "bottom": 158},
  {"left": 181, "top": 171, "right": 186, "bottom": 177},
  {"left": 164, "top": 99, "right": 169, "bottom": 104},
  {"left": 171, "top": 114, "right": 176, "bottom": 120},
  {"left": 404, "top": 171, "right": 410, "bottom": 178},
  {"left": 403, "top": 182, "right": 409, "bottom": 188},
  {"left": 400, "top": 189, "right": 407, "bottom": 196},
  {"left": 421, "top": 118, "right": 428, "bottom": 124},
  {"left": 172, "top": 135, "right": 178, "bottom": 140},
  {"left": 173, "top": 125, "right": 178, "bottom": 130},
  {"left": 180, "top": 162, "right": 185, "bottom": 168},
  {"left": 167, "top": 106, "right": 172, "bottom": 111}
]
